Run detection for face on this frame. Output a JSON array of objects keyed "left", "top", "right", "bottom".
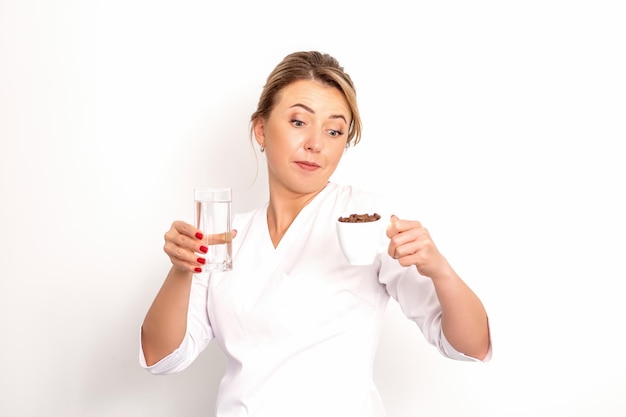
[{"left": 254, "top": 79, "right": 351, "bottom": 199}]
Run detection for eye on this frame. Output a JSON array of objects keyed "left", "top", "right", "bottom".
[
  {"left": 328, "top": 129, "right": 343, "bottom": 138},
  {"left": 291, "top": 119, "right": 305, "bottom": 127}
]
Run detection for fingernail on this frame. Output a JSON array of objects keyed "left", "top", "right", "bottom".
[
  {"left": 194, "top": 267, "right": 202, "bottom": 273},
  {"left": 197, "top": 257, "right": 206, "bottom": 264},
  {"left": 195, "top": 232, "right": 203, "bottom": 239},
  {"left": 200, "top": 245, "right": 208, "bottom": 253}
]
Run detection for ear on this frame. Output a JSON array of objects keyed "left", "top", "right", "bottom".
[{"left": 252, "top": 118, "right": 266, "bottom": 148}]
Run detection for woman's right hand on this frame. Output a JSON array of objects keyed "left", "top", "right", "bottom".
[
  {"left": 163, "top": 221, "right": 237, "bottom": 273},
  {"left": 163, "top": 221, "right": 208, "bottom": 273}
]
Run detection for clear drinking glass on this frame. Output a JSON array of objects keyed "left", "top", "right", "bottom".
[{"left": 194, "top": 188, "right": 233, "bottom": 272}]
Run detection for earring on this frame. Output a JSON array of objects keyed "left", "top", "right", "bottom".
[{"left": 260, "top": 144, "right": 265, "bottom": 153}]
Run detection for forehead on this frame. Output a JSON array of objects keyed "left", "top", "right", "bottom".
[{"left": 275, "top": 79, "right": 350, "bottom": 114}]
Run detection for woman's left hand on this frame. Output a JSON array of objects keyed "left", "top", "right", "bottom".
[{"left": 386, "top": 215, "right": 451, "bottom": 279}]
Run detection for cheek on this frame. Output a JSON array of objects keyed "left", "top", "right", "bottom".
[
  {"left": 265, "top": 148, "right": 280, "bottom": 168},
  {"left": 326, "top": 144, "right": 346, "bottom": 167},
  {"left": 265, "top": 142, "right": 291, "bottom": 172}
]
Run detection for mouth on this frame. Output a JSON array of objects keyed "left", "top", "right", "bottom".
[{"left": 294, "top": 161, "right": 321, "bottom": 172}]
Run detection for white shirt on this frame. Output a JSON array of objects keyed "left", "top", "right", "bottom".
[{"left": 140, "top": 182, "right": 484, "bottom": 417}]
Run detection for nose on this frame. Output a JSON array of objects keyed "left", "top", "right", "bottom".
[{"left": 304, "top": 131, "right": 322, "bottom": 152}]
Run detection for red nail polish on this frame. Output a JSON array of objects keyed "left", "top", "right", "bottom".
[
  {"left": 197, "top": 257, "right": 206, "bottom": 264},
  {"left": 194, "top": 267, "right": 202, "bottom": 273},
  {"left": 195, "top": 232, "right": 203, "bottom": 239},
  {"left": 200, "top": 245, "right": 208, "bottom": 253}
]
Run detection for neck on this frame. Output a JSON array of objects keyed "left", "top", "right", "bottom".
[{"left": 265, "top": 184, "right": 328, "bottom": 248}]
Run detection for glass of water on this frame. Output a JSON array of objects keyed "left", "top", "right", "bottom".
[{"left": 194, "top": 188, "right": 233, "bottom": 272}]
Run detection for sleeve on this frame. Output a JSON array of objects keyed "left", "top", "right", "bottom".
[
  {"left": 139, "top": 272, "right": 215, "bottom": 374},
  {"left": 378, "top": 256, "right": 490, "bottom": 362},
  {"left": 374, "top": 194, "right": 491, "bottom": 363}
]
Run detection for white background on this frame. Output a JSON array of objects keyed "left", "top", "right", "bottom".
[{"left": 1, "top": 1, "right": 625, "bottom": 416}]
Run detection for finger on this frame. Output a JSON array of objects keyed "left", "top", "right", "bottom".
[
  {"left": 386, "top": 215, "right": 423, "bottom": 237},
  {"left": 388, "top": 243, "right": 398, "bottom": 259},
  {"left": 386, "top": 215, "right": 400, "bottom": 238},
  {"left": 387, "top": 227, "right": 432, "bottom": 261},
  {"left": 173, "top": 220, "right": 203, "bottom": 239},
  {"left": 202, "top": 229, "right": 238, "bottom": 245},
  {"left": 388, "top": 227, "right": 427, "bottom": 259},
  {"left": 392, "top": 239, "right": 423, "bottom": 260},
  {"left": 164, "top": 223, "right": 208, "bottom": 271},
  {"left": 165, "top": 227, "right": 203, "bottom": 253},
  {"left": 173, "top": 257, "right": 205, "bottom": 273},
  {"left": 395, "top": 235, "right": 445, "bottom": 271},
  {"left": 164, "top": 240, "right": 205, "bottom": 270}
]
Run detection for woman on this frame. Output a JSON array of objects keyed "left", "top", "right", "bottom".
[{"left": 140, "top": 51, "right": 491, "bottom": 417}]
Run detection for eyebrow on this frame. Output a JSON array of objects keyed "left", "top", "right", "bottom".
[{"left": 290, "top": 103, "right": 347, "bottom": 123}]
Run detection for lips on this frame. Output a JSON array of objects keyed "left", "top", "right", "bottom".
[{"left": 294, "top": 161, "right": 321, "bottom": 171}]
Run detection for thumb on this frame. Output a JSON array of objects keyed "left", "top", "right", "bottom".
[{"left": 386, "top": 214, "right": 400, "bottom": 237}]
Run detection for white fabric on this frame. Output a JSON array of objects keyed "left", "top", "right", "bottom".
[{"left": 140, "top": 182, "right": 485, "bottom": 417}]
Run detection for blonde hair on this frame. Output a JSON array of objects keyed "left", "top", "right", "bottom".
[{"left": 250, "top": 51, "right": 362, "bottom": 146}]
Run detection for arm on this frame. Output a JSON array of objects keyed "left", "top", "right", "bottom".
[
  {"left": 426, "top": 261, "right": 490, "bottom": 360},
  {"left": 386, "top": 215, "right": 491, "bottom": 360},
  {"left": 140, "top": 221, "right": 209, "bottom": 366},
  {"left": 141, "top": 266, "right": 194, "bottom": 366}
]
